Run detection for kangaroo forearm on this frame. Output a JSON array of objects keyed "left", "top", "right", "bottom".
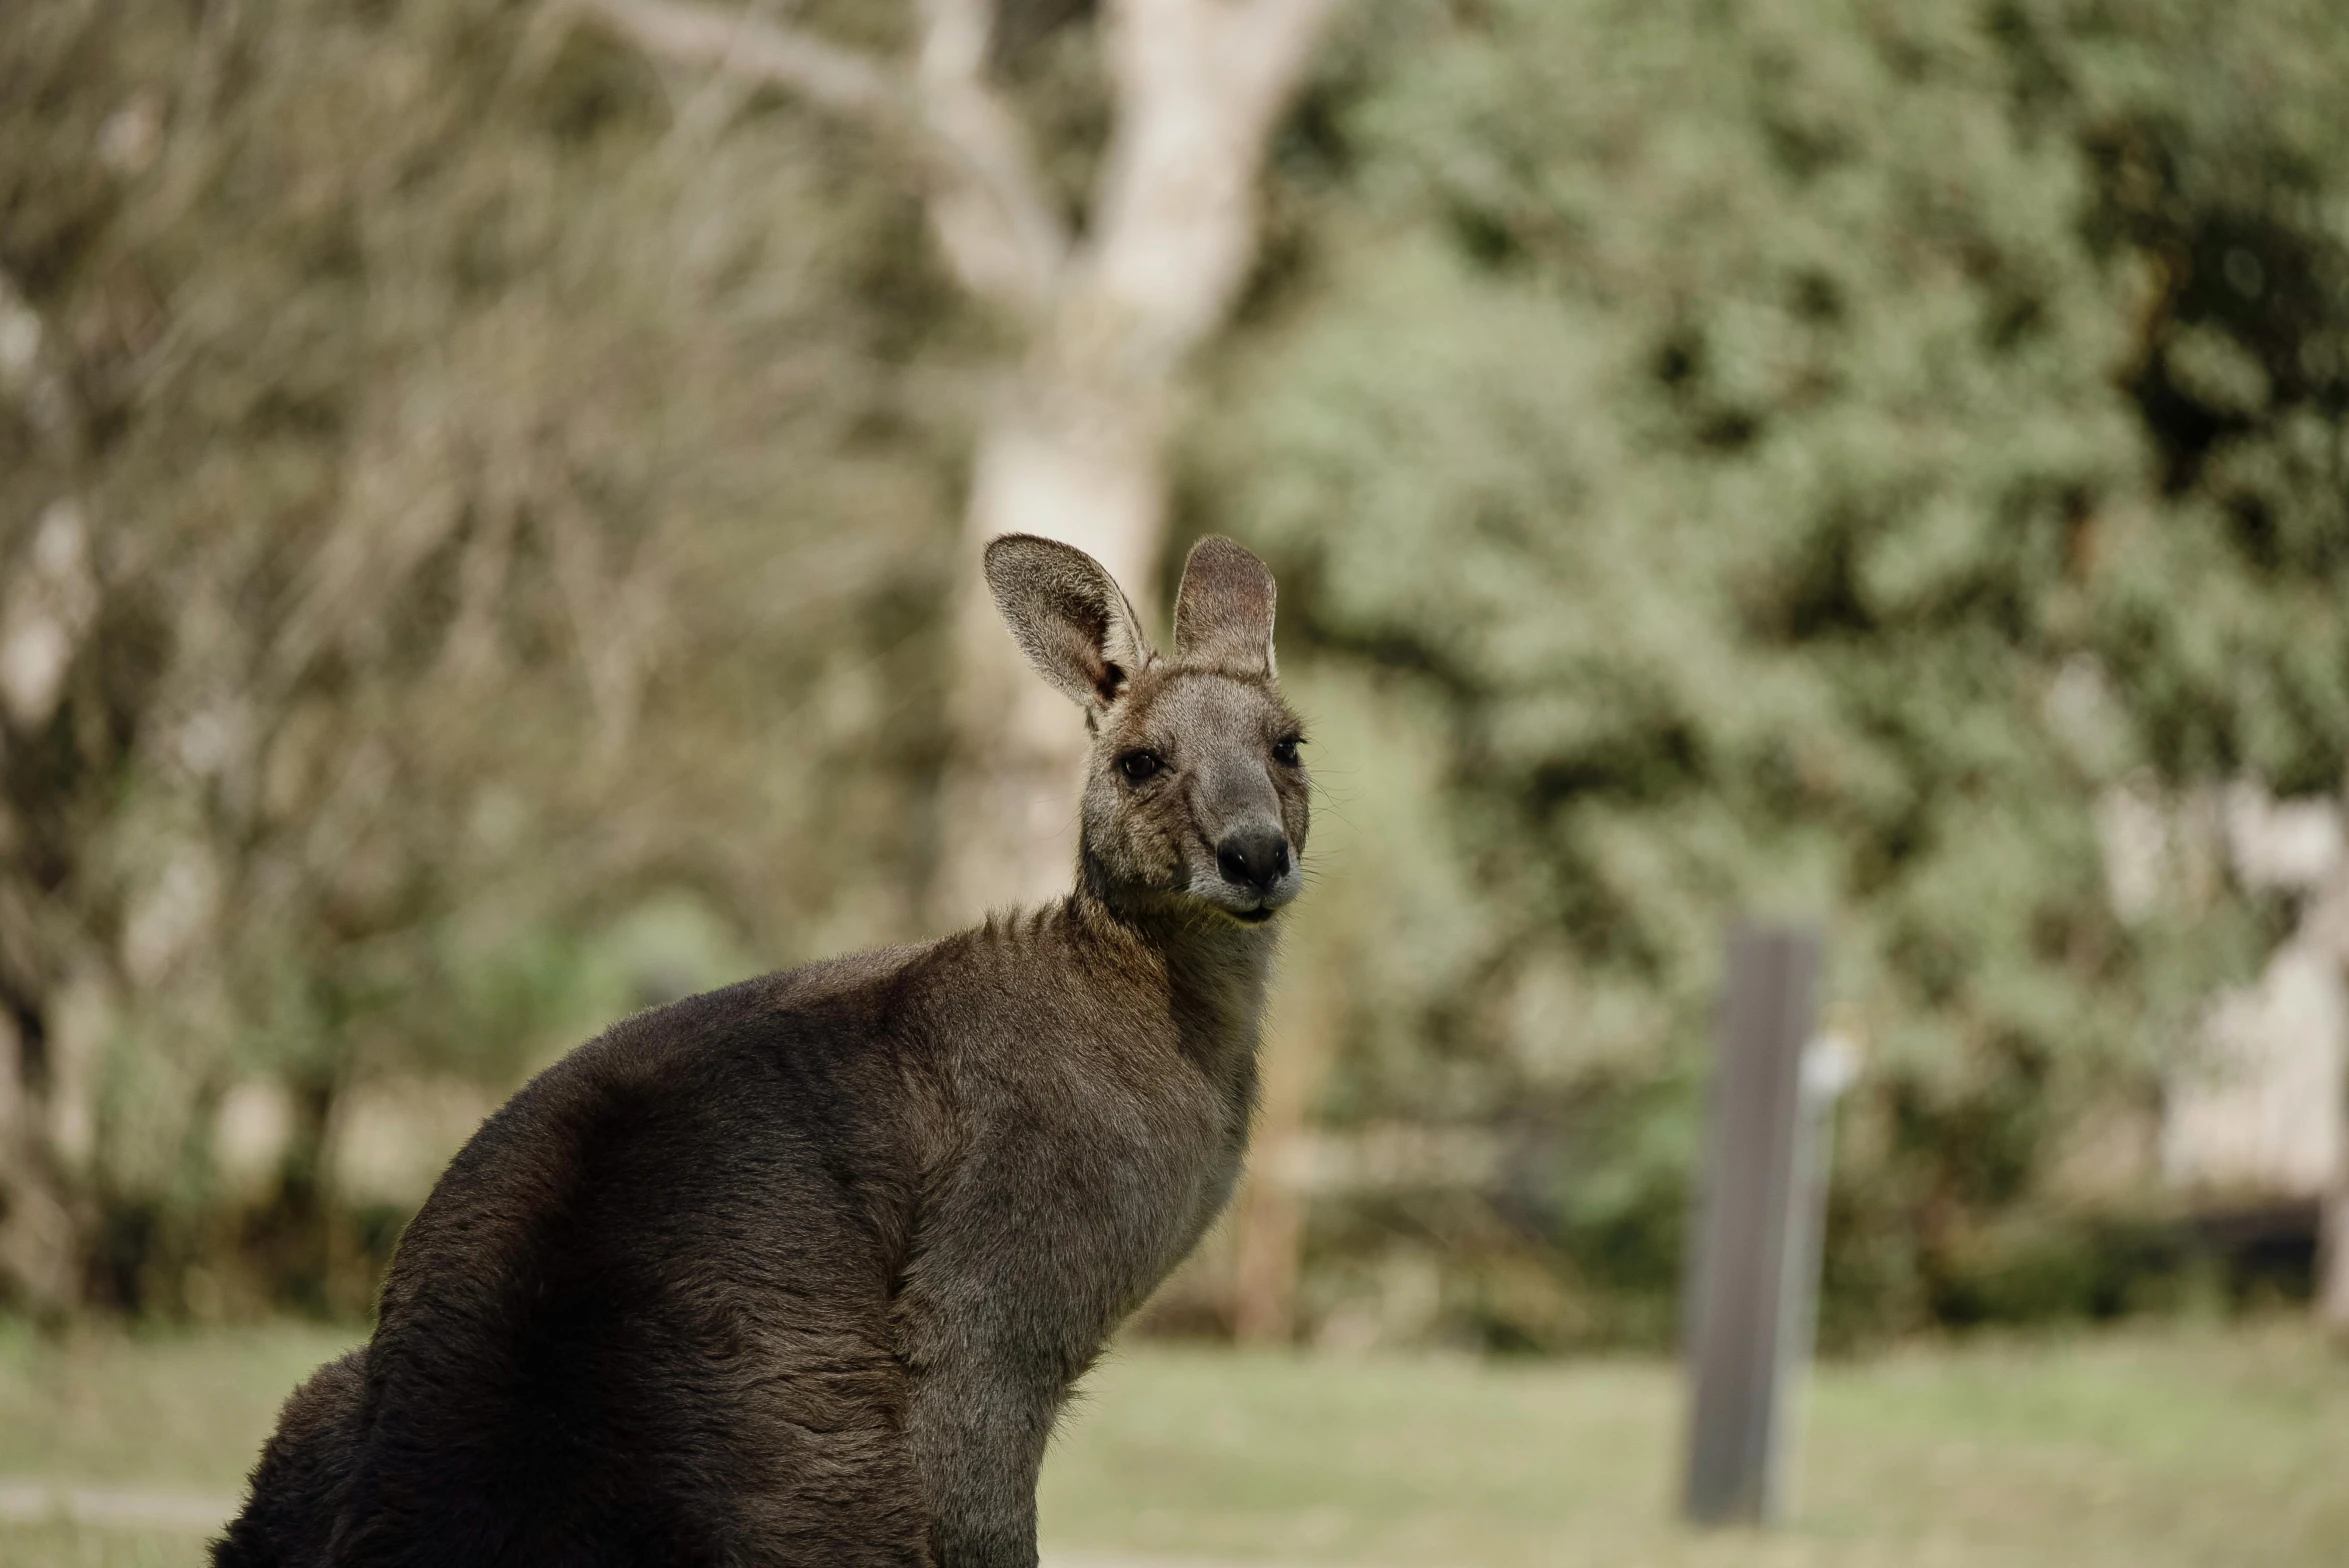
[{"left": 907, "top": 1372, "right": 1054, "bottom": 1568}]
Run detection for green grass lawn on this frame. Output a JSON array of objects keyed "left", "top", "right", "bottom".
[{"left": 4, "top": 1318, "right": 2344, "bottom": 1566}]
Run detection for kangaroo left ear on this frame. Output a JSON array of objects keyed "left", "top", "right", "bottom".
[
  {"left": 1172, "top": 536, "right": 1277, "bottom": 676},
  {"left": 984, "top": 534, "right": 1155, "bottom": 713}
]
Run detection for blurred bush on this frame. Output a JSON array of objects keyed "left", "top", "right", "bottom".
[
  {"left": 0, "top": 0, "right": 966, "bottom": 1314},
  {"left": 1194, "top": 0, "right": 2349, "bottom": 1346}
]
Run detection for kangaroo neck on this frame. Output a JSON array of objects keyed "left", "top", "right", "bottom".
[{"left": 1067, "top": 859, "right": 1277, "bottom": 1076}]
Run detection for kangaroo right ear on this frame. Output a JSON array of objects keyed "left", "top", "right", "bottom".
[
  {"left": 983, "top": 534, "right": 1154, "bottom": 713},
  {"left": 1173, "top": 535, "right": 1277, "bottom": 675}
]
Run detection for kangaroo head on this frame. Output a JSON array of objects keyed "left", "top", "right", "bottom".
[{"left": 985, "top": 533, "right": 1308, "bottom": 926}]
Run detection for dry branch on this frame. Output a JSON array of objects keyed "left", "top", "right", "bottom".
[
  {"left": 566, "top": 0, "right": 903, "bottom": 123},
  {"left": 563, "top": 0, "right": 1068, "bottom": 314}
]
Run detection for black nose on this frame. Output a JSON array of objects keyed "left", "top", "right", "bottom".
[{"left": 1216, "top": 827, "right": 1291, "bottom": 894}]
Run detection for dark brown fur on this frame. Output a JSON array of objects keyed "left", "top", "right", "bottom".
[{"left": 215, "top": 535, "right": 1308, "bottom": 1568}]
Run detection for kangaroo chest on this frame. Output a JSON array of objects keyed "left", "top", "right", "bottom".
[
  {"left": 905, "top": 1010, "right": 1256, "bottom": 1364},
  {"left": 1032, "top": 1023, "right": 1251, "bottom": 1284}
]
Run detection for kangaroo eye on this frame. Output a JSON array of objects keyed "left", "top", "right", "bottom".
[
  {"left": 1271, "top": 736, "right": 1302, "bottom": 766},
  {"left": 1118, "top": 750, "right": 1165, "bottom": 783}
]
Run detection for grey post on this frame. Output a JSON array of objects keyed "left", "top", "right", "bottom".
[{"left": 1681, "top": 920, "right": 1836, "bottom": 1527}]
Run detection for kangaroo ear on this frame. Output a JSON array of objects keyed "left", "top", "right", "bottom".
[
  {"left": 1173, "top": 535, "right": 1277, "bottom": 675},
  {"left": 984, "top": 534, "right": 1155, "bottom": 712}
]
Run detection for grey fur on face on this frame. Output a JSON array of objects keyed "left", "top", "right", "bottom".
[
  {"left": 985, "top": 534, "right": 1308, "bottom": 930},
  {"left": 218, "top": 535, "right": 1305, "bottom": 1568}
]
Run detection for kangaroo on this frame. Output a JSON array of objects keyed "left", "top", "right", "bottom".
[{"left": 214, "top": 534, "right": 1308, "bottom": 1568}]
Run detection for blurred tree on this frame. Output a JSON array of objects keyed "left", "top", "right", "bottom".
[
  {"left": 1194, "top": 0, "right": 2349, "bottom": 1346},
  {"left": 0, "top": 0, "right": 960, "bottom": 1313},
  {"left": 2023, "top": 0, "right": 2349, "bottom": 1335},
  {"left": 572, "top": 0, "right": 1343, "bottom": 922}
]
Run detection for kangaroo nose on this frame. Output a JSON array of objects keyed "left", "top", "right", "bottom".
[{"left": 1216, "top": 827, "right": 1291, "bottom": 894}]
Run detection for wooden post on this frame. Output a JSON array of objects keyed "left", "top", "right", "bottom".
[{"left": 1682, "top": 922, "right": 1833, "bottom": 1528}]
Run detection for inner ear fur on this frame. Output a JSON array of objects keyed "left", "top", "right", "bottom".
[
  {"left": 983, "top": 534, "right": 1155, "bottom": 711},
  {"left": 1173, "top": 535, "right": 1277, "bottom": 675}
]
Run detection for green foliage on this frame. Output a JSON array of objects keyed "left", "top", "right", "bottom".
[
  {"left": 1198, "top": 0, "right": 2349, "bottom": 1344},
  {"left": 2045, "top": 0, "right": 2349, "bottom": 792}
]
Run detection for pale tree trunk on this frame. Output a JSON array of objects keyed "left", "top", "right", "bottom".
[
  {"left": 1229, "top": 936, "right": 1343, "bottom": 1342},
  {"left": 568, "top": 0, "right": 1340, "bottom": 922},
  {"left": 937, "top": 0, "right": 1339, "bottom": 917},
  {"left": 935, "top": 356, "right": 1171, "bottom": 921}
]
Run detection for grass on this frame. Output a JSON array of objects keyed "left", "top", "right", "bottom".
[{"left": 3, "top": 1318, "right": 2345, "bottom": 1566}]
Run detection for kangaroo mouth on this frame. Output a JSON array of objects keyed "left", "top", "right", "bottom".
[{"left": 1184, "top": 869, "right": 1297, "bottom": 924}]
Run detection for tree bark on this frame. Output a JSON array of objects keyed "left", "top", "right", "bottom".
[
  {"left": 930, "top": 0, "right": 1339, "bottom": 921},
  {"left": 933, "top": 383, "right": 1167, "bottom": 919}
]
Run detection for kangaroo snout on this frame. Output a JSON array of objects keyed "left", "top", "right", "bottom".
[{"left": 1216, "top": 825, "right": 1291, "bottom": 894}]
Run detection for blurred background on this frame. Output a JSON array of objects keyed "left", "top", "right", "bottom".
[{"left": 4, "top": 0, "right": 2349, "bottom": 1561}]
